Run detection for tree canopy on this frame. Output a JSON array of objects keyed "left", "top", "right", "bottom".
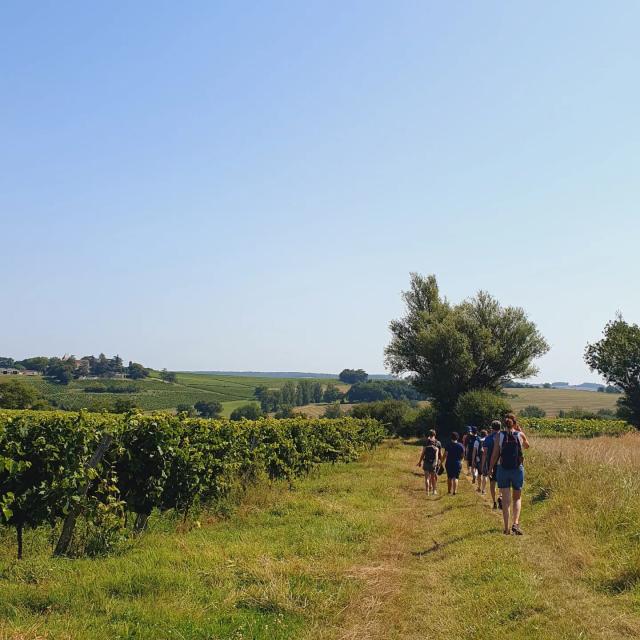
[
  {"left": 585, "top": 316, "right": 640, "bottom": 427},
  {"left": 385, "top": 273, "right": 549, "bottom": 427},
  {"left": 338, "top": 369, "right": 368, "bottom": 384}
]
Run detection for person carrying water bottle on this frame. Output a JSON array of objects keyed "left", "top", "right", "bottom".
[{"left": 489, "top": 413, "right": 530, "bottom": 535}]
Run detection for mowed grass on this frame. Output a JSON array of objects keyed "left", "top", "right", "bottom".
[
  {"left": 504, "top": 387, "right": 619, "bottom": 416},
  {"left": 2, "top": 435, "right": 640, "bottom": 639}
]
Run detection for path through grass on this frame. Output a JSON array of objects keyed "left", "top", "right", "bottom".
[{"left": 1, "top": 440, "right": 639, "bottom": 639}]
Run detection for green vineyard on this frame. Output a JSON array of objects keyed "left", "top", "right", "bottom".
[{"left": 0, "top": 410, "right": 384, "bottom": 559}]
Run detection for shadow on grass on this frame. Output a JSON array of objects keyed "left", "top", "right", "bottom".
[{"left": 411, "top": 528, "right": 495, "bottom": 556}]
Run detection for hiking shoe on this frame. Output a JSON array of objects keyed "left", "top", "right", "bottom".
[
  {"left": 492, "top": 501, "right": 497, "bottom": 509},
  {"left": 433, "top": 490, "right": 438, "bottom": 496},
  {"left": 512, "top": 524, "right": 524, "bottom": 536},
  {"left": 497, "top": 497, "right": 503, "bottom": 509}
]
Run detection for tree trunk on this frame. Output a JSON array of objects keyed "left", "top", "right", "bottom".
[
  {"left": 134, "top": 512, "right": 149, "bottom": 533},
  {"left": 16, "top": 523, "right": 23, "bottom": 560},
  {"left": 53, "top": 433, "right": 113, "bottom": 557}
]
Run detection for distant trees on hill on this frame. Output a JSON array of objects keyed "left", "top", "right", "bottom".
[
  {"left": 345, "top": 379, "right": 424, "bottom": 403},
  {"left": 254, "top": 381, "right": 346, "bottom": 414},
  {"left": 0, "top": 353, "right": 152, "bottom": 385},
  {"left": 339, "top": 369, "right": 368, "bottom": 384}
]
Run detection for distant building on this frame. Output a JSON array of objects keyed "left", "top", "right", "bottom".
[{"left": 1, "top": 368, "right": 41, "bottom": 376}]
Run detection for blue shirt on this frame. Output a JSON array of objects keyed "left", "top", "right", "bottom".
[
  {"left": 445, "top": 441, "right": 465, "bottom": 465},
  {"left": 483, "top": 432, "right": 497, "bottom": 461}
]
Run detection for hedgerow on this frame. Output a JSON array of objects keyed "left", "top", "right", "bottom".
[
  {"left": 519, "top": 417, "right": 632, "bottom": 437},
  {"left": 0, "top": 410, "right": 384, "bottom": 558}
]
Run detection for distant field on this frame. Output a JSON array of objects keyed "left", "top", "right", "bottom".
[
  {"left": 504, "top": 387, "right": 619, "bottom": 416},
  {"left": 0, "top": 373, "right": 344, "bottom": 413}
]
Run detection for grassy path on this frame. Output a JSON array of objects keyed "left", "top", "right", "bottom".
[
  {"left": 2, "top": 440, "right": 639, "bottom": 639},
  {"left": 324, "top": 441, "right": 640, "bottom": 640}
]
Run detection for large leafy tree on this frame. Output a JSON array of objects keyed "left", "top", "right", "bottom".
[
  {"left": 585, "top": 316, "right": 640, "bottom": 427},
  {"left": 385, "top": 273, "right": 549, "bottom": 427},
  {"left": 339, "top": 369, "right": 368, "bottom": 384}
]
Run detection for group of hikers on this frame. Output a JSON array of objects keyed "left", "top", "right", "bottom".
[{"left": 417, "top": 413, "right": 530, "bottom": 535}]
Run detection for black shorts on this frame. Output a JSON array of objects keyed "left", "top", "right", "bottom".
[{"left": 446, "top": 462, "right": 462, "bottom": 479}]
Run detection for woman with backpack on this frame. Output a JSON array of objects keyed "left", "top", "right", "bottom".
[
  {"left": 441, "top": 432, "right": 465, "bottom": 495},
  {"left": 417, "top": 429, "right": 442, "bottom": 495},
  {"left": 489, "top": 414, "right": 530, "bottom": 535}
]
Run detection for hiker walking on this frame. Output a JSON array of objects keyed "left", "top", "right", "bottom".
[
  {"left": 417, "top": 429, "right": 442, "bottom": 495},
  {"left": 473, "top": 429, "right": 488, "bottom": 494},
  {"left": 441, "top": 432, "right": 465, "bottom": 495},
  {"left": 489, "top": 413, "right": 530, "bottom": 535},
  {"left": 463, "top": 426, "right": 478, "bottom": 481},
  {"left": 482, "top": 420, "right": 502, "bottom": 509}
]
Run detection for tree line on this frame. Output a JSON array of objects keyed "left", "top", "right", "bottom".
[{"left": 0, "top": 354, "right": 152, "bottom": 384}]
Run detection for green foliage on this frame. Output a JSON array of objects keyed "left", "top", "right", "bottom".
[
  {"left": 455, "top": 389, "right": 512, "bottom": 428},
  {"left": 274, "top": 405, "right": 295, "bottom": 419},
  {"left": 519, "top": 405, "right": 546, "bottom": 418},
  {"left": 345, "top": 379, "right": 424, "bottom": 403},
  {"left": 350, "top": 400, "right": 415, "bottom": 436},
  {"left": 127, "top": 361, "right": 149, "bottom": 379},
  {"left": 519, "top": 417, "right": 632, "bottom": 437},
  {"left": 339, "top": 369, "right": 368, "bottom": 384},
  {"left": 0, "top": 410, "right": 384, "bottom": 558},
  {"left": 82, "top": 381, "right": 140, "bottom": 394},
  {"left": 385, "top": 273, "right": 549, "bottom": 427},
  {"left": 585, "top": 316, "right": 640, "bottom": 427},
  {"left": 323, "top": 383, "right": 344, "bottom": 403},
  {"left": 194, "top": 400, "right": 223, "bottom": 418},
  {"left": 0, "top": 380, "right": 39, "bottom": 409},
  {"left": 176, "top": 403, "right": 196, "bottom": 417},
  {"left": 45, "top": 359, "right": 75, "bottom": 385},
  {"left": 230, "top": 403, "right": 264, "bottom": 421},
  {"left": 323, "top": 403, "right": 342, "bottom": 419},
  {"left": 160, "top": 369, "right": 178, "bottom": 383}
]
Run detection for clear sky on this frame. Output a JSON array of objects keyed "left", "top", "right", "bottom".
[{"left": 2, "top": 2, "right": 639, "bottom": 382}]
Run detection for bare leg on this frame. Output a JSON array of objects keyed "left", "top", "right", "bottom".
[
  {"left": 501, "top": 488, "right": 511, "bottom": 533},
  {"left": 452, "top": 478, "right": 459, "bottom": 495},
  {"left": 424, "top": 471, "right": 430, "bottom": 494},
  {"left": 430, "top": 472, "right": 438, "bottom": 494},
  {"left": 447, "top": 478, "right": 453, "bottom": 494},
  {"left": 512, "top": 489, "right": 522, "bottom": 525},
  {"left": 490, "top": 480, "right": 497, "bottom": 504}
]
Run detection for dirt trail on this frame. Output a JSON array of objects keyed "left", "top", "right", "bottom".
[{"left": 322, "top": 443, "right": 640, "bottom": 640}]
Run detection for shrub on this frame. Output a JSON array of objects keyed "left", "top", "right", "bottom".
[
  {"left": 519, "top": 405, "right": 546, "bottom": 418},
  {"left": 350, "top": 400, "right": 413, "bottom": 436},
  {"left": 455, "top": 390, "right": 512, "bottom": 429},
  {"left": 323, "top": 403, "right": 342, "bottom": 419},
  {"left": 176, "top": 404, "right": 196, "bottom": 417},
  {"left": 229, "top": 403, "right": 263, "bottom": 421},
  {"left": 194, "top": 400, "right": 223, "bottom": 418}
]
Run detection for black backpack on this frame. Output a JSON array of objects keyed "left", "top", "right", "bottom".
[
  {"left": 500, "top": 431, "right": 523, "bottom": 470},
  {"left": 424, "top": 440, "right": 439, "bottom": 464},
  {"left": 475, "top": 437, "right": 485, "bottom": 466}
]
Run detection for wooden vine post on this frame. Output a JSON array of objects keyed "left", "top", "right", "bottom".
[{"left": 53, "top": 433, "right": 113, "bottom": 557}]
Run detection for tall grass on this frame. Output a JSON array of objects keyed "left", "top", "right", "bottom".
[{"left": 526, "top": 433, "right": 640, "bottom": 595}]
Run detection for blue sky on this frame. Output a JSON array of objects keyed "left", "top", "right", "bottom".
[{"left": 2, "top": 2, "right": 639, "bottom": 382}]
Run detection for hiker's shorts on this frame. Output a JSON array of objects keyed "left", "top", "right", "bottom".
[
  {"left": 497, "top": 465, "right": 524, "bottom": 490},
  {"left": 446, "top": 462, "right": 462, "bottom": 479},
  {"left": 423, "top": 462, "right": 437, "bottom": 473}
]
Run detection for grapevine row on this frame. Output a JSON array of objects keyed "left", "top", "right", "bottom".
[{"left": 0, "top": 410, "right": 384, "bottom": 558}]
